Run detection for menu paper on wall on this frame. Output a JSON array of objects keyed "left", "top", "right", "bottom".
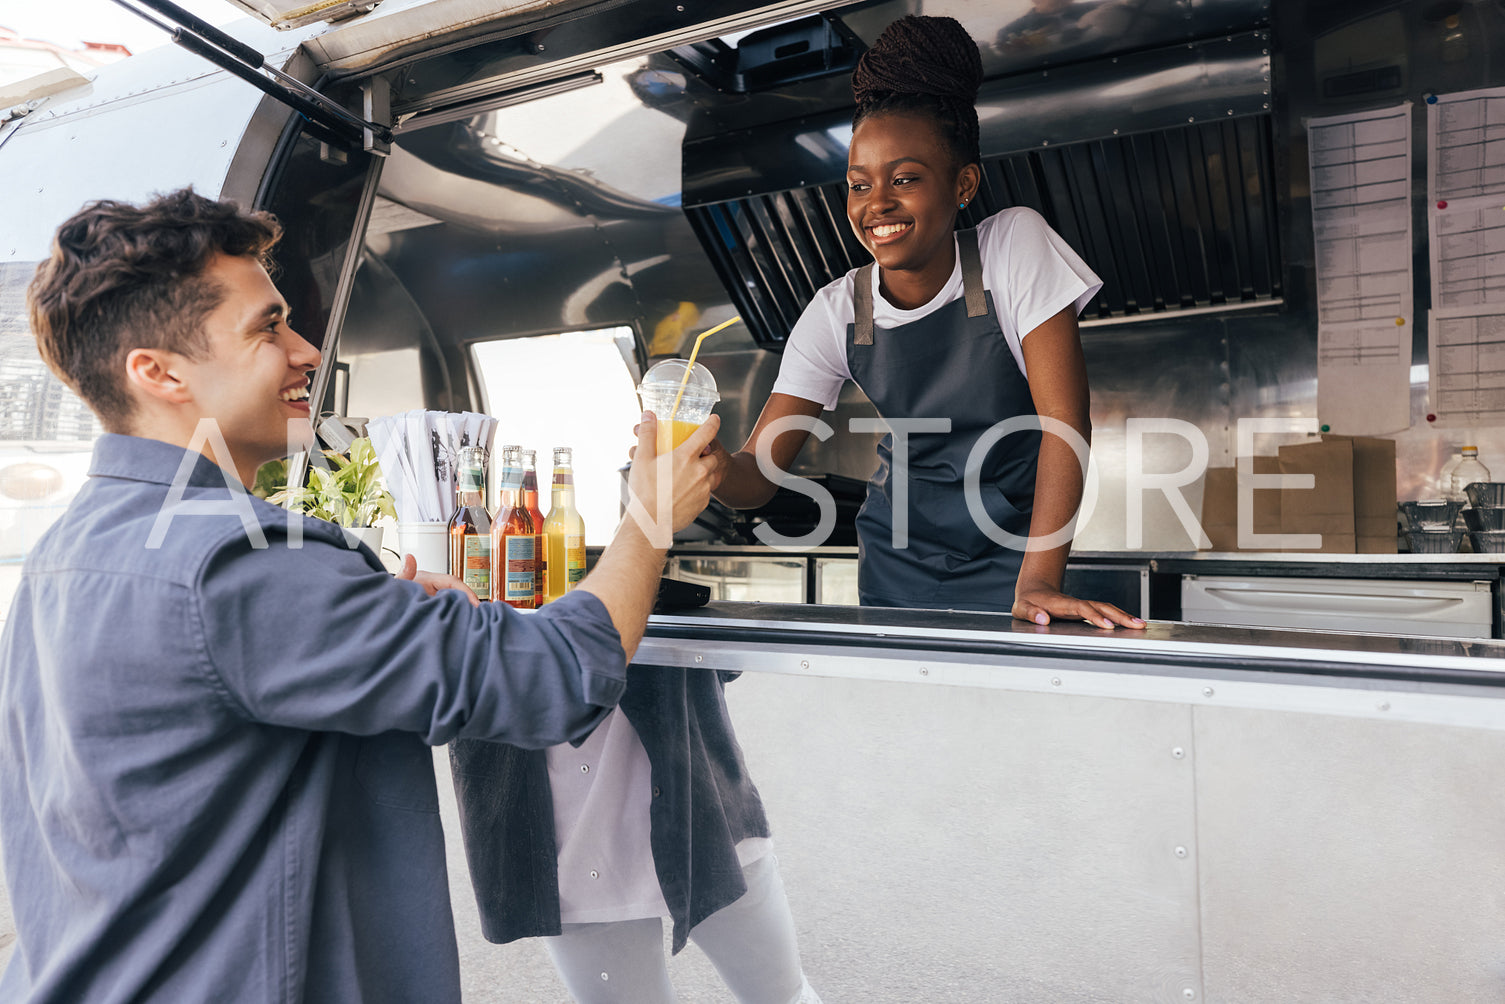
[
  {"left": 1429, "top": 196, "right": 1505, "bottom": 309},
  {"left": 1306, "top": 105, "right": 1413, "bottom": 433},
  {"left": 1426, "top": 85, "right": 1505, "bottom": 205},
  {"left": 1428, "top": 306, "right": 1505, "bottom": 426},
  {"left": 1317, "top": 319, "right": 1412, "bottom": 435}
]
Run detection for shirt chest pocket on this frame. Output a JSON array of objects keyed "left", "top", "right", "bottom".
[{"left": 355, "top": 731, "right": 440, "bottom": 813}]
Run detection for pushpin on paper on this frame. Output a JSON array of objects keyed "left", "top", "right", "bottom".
[
  {"left": 1438, "top": 200, "right": 1448, "bottom": 209},
  {"left": 1396, "top": 317, "right": 1406, "bottom": 326}
]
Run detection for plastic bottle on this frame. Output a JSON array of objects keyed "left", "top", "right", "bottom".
[
  {"left": 1449, "top": 446, "right": 1490, "bottom": 503},
  {"left": 1439, "top": 449, "right": 1463, "bottom": 500}
]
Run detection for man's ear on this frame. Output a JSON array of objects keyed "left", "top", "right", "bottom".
[{"left": 124, "top": 348, "right": 192, "bottom": 406}]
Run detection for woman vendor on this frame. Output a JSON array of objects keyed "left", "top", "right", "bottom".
[{"left": 710, "top": 15, "right": 1145, "bottom": 629}]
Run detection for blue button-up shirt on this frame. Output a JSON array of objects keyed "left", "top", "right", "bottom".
[{"left": 0, "top": 434, "right": 627, "bottom": 1003}]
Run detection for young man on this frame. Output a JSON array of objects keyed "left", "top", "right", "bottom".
[{"left": 0, "top": 189, "right": 721, "bottom": 1003}]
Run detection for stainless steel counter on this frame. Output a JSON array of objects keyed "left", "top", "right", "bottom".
[{"left": 633, "top": 602, "right": 1505, "bottom": 1001}]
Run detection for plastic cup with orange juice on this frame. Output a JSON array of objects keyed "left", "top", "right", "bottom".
[{"left": 638, "top": 359, "right": 719, "bottom": 456}]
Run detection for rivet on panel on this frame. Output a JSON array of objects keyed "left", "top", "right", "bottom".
[
  {"left": 1175, "top": 846, "right": 1188, "bottom": 858},
  {"left": 1172, "top": 747, "right": 1185, "bottom": 759},
  {"left": 800, "top": 660, "right": 810, "bottom": 670},
  {"left": 919, "top": 666, "right": 929, "bottom": 676},
  {"left": 694, "top": 654, "right": 703, "bottom": 662},
  {"left": 1184, "top": 991, "right": 1196, "bottom": 1000},
  {"left": 1051, "top": 677, "right": 1062, "bottom": 687},
  {"left": 1377, "top": 702, "right": 1390, "bottom": 712},
  {"left": 1202, "top": 687, "right": 1215, "bottom": 698}
]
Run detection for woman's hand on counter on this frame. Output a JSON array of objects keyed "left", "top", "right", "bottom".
[{"left": 1012, "top": 581, "right": 1146, "bottom": 630}]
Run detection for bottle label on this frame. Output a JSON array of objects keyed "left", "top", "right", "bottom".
[
  {"left": 504, "top": 535, "right": 537, "bottom": 604},
  {"left": 459, "top": 469, "right": 484, "bottom": 492},
  {"left": 461, "top": 535, "right": 491, "bottom": 597},
  {"left": 566, "top": 534, "right": 586, "bottom": 586}
]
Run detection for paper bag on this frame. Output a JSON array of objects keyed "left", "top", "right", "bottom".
[
  {"left": 1199, "top": 457, "right": 1283, "bottom": 552},
  {"left": 1278, "top": 436, "right": 1397, "bottom": 554}
]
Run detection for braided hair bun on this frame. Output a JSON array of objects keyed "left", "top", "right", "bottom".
[{"left": 852, "top": 16, "right": 984, "bottom": 167}]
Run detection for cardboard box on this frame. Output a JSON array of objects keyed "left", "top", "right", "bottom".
[{"left": 1198, "top": 437, "right": 1397, "bottom": 553}]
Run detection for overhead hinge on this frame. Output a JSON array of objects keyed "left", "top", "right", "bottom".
[{"left": 108, "top": 0, "right": 392, "bottom": 154}]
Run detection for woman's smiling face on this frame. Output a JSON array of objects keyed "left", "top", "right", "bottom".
[{"left": 845, "top": 111, "right": 974, "bottom": 280}]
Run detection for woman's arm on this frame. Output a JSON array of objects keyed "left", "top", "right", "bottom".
[
  {"left": 707, "top": 392, "right": 825, "bottom": 509},
  {"left": 1012, "top": 306, "right": 1144, "bottom": 630}
]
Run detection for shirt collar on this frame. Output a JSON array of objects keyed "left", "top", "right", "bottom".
[{"left": 87, "top": 433, "right": 247, "bottom": 490}]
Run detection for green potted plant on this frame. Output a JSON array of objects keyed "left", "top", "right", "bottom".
[{"left": 257, "top": 437, "right": 397, "bottom": 553}]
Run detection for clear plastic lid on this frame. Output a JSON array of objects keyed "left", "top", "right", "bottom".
[{"left": 639, "top": 359, "right": 719, "bottom": 400}]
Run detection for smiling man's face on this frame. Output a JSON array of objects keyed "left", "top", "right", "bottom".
[{"left": 174, "top": 253, "right": 321, "bottom": 482}]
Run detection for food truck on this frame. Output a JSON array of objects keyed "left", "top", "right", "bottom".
[{"left": 2, "top": 0, "right": 1505, "bottom": 998}]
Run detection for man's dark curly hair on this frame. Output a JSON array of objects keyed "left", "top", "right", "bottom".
[
  {"left": 28, "top": 188, "right": 282, "bottom": 432},
  {"left": 851, "top": 15, "right": 984, "bottom": 168}
]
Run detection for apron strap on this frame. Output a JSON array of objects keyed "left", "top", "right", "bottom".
[
  {"left": 958, "top": 227, "right": 987, "bottom": 319},
  {"left": 853, "top": 263, "right": 875, "bottom": 346},
  {"left": 854, "top": 228, "right": 982, "bottom": 345}
]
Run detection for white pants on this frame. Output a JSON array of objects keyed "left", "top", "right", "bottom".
[{"left": 542, "top": 854, "right": 823, "bottom": 1004}]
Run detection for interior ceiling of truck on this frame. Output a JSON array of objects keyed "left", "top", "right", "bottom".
[{"left": 349, "top": 0, "right": 1280, "bottom": 356}]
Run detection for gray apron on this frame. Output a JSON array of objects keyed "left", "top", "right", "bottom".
[{"left": 847, "top": 227, "right": 1040, "bottom": 611}]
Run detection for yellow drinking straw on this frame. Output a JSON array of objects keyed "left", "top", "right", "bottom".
[{"left": 668, "top": 315, "right": 741, "bottom": 423}]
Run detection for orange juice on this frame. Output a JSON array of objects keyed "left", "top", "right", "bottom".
[{"left": 657, "top": 418, "right": 702, "bottom": 454}]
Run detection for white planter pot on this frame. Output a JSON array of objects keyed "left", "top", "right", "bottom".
[{"left": 341, "top": 525, "right": 385, "bottom": 554}]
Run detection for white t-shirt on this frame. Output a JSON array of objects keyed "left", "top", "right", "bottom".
[{"left": 771, "top": 207, "right": 1103, "bottom": 409}]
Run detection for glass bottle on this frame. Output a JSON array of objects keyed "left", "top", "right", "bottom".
[
  {"left": 448, "top": 446, "right": 492, "bottom": 599},
  {"left": 1449, "top": 445, "right": 1491, "bottom": 503},
  {"left": 544, "top": 446, "right": 587, "bottom": 604},
  {"left": 521, "top": 449, "right": 547, "bottom": 607},
  {"left": 491, "top": 445, "right": 537, "bottom": 609}
]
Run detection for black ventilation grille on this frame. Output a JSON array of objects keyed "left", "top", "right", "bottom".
[{"left": 686, "top": 114, "right": 1282, "bottom": 348}]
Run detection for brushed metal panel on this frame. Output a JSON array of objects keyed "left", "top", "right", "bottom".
[
  {"left": 724, "top": 673, "right": 1202, "bottom": 1003},
  {"left": 1080, "top": 317, "right": 1233, "bottom": 552},
  {"left": 1194, "top": 706, "right": 1505, "bottom": 1002}
]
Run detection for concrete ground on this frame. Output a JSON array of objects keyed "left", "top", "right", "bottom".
[{"left": 0, "top": 670, "right": 1052, "bottom": 1002}]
